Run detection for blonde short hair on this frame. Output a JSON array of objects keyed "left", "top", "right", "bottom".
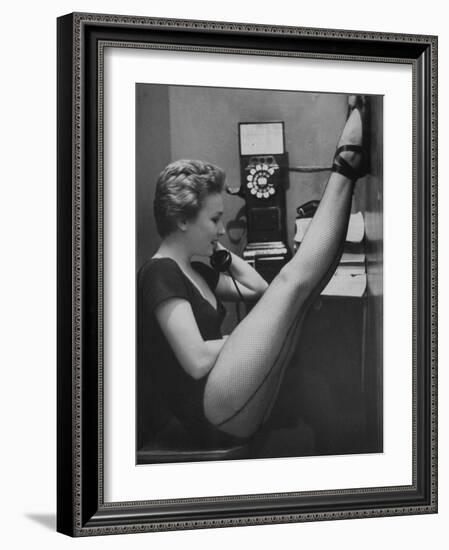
[{"left": 153, "top": 159, "right": 225, "bottom": 237}]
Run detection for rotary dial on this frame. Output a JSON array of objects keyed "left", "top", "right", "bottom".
[{"left": 246, "top": 162, "right": 277, "bottom": 199}]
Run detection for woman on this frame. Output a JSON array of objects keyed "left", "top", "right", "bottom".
[{"left": 138, "top": 96, "right": 367, "bottom": 449}]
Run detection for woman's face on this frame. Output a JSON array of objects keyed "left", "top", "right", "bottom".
[{"left": 184, "top": 193, "right": 225, "bottom": 257}]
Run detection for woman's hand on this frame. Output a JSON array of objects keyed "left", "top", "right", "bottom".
[{"left": 214, "top": 243, "right": 268, "bottom": 302}]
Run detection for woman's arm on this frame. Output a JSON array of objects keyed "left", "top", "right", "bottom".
[
  {"left": 214, "top": 243, "right": 268, "bottom": 302},
  {"left": 154, "top": 297, "right": 227, "bottom": 379}
]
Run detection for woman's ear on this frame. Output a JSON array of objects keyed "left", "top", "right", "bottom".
[{"left": 177, "top": 218, "right": 188, "bottom": 232}]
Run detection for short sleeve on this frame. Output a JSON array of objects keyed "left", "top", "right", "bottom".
[
  {"left": 191, "top": 261, "right": 220, "bottom": 291},
  {"left": 139, "top": 258, "right": 190, "bottom": 312}
]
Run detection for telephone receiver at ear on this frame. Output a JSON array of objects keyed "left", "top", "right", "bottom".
[
  {"left": 210, "top": 249, "right": 232, "bottom": 272},
  {"left": 210, "top": 248, "right": 246, "bottom": 317}
]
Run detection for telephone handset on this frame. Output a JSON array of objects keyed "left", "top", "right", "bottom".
[
  {"left": 210, "top": 248, "right": 246, "bottom": 316},
  {"left": 296, "top": 200, "right": 320, "bottom": 219},
  {"left": 210, "top": 248, "right": 232, "bottom": 273}
]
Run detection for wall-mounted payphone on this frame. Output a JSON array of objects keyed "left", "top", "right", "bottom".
[{"left": 227, "top": 122, "right": 291, "bottom": 282}]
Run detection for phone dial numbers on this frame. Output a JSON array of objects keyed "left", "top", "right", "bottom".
[{"left": 246, "top": 157, "right": 279, "bottom": 199}]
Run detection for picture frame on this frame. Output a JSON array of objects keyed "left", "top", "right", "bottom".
[{"left": 57, "top": 12, "right": 437, "bottom": 536}]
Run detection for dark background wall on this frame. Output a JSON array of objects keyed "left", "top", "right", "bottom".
[{"left": 136, "top": 85, "right": 171, "bottom": 270}]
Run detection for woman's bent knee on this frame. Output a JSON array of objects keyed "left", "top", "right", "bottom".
[
  {"left": 203, "top": 399, "right": 260, "bottom": 439},
  {"left": 203, "top": 384, "right": 240, "bottom": 429}
]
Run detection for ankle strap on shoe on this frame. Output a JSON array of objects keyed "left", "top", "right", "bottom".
[
  {"left": 332, "top": 145, "right": 363, "bottom": 181},
  {"left": 332, "top": 156, "right": 358, "bottom": 181},
  {"left": 334, "top": 144, "right": 363, "bottom": 156}
]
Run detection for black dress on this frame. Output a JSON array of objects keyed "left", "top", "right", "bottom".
[{"left": 137, "top": 257, "right": 240, "bottom": 451}]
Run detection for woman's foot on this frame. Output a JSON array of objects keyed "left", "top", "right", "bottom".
[{"left": 332, "top": 95, "right": 368, "bottom": 181}]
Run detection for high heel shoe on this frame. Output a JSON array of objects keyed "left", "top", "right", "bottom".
[{"left": 331, "top": 95, "right": 370, "bottom": 182}]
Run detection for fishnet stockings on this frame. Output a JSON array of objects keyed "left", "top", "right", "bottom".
[{"left": 204, "top": 175, "right": 355, "bottom": 438}]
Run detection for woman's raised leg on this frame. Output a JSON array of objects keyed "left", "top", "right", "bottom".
[{"left": 204, "top": 97, "right": 367, "bottom": 438}]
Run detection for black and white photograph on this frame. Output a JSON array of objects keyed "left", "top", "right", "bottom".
[{"left": 136, "top": 84, "right": 384, "bottom": 464}]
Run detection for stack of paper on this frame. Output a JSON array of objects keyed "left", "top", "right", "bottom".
[
  {"left": 294, "top": 212, "right": 367, "bottom": 297},
  {"left": 294, "top": 212, "right": 365, "bottom": 244}
]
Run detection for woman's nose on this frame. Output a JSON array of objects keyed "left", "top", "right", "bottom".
[{"left": 218, "top": 222, "right": 225, "bottom": 236}]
